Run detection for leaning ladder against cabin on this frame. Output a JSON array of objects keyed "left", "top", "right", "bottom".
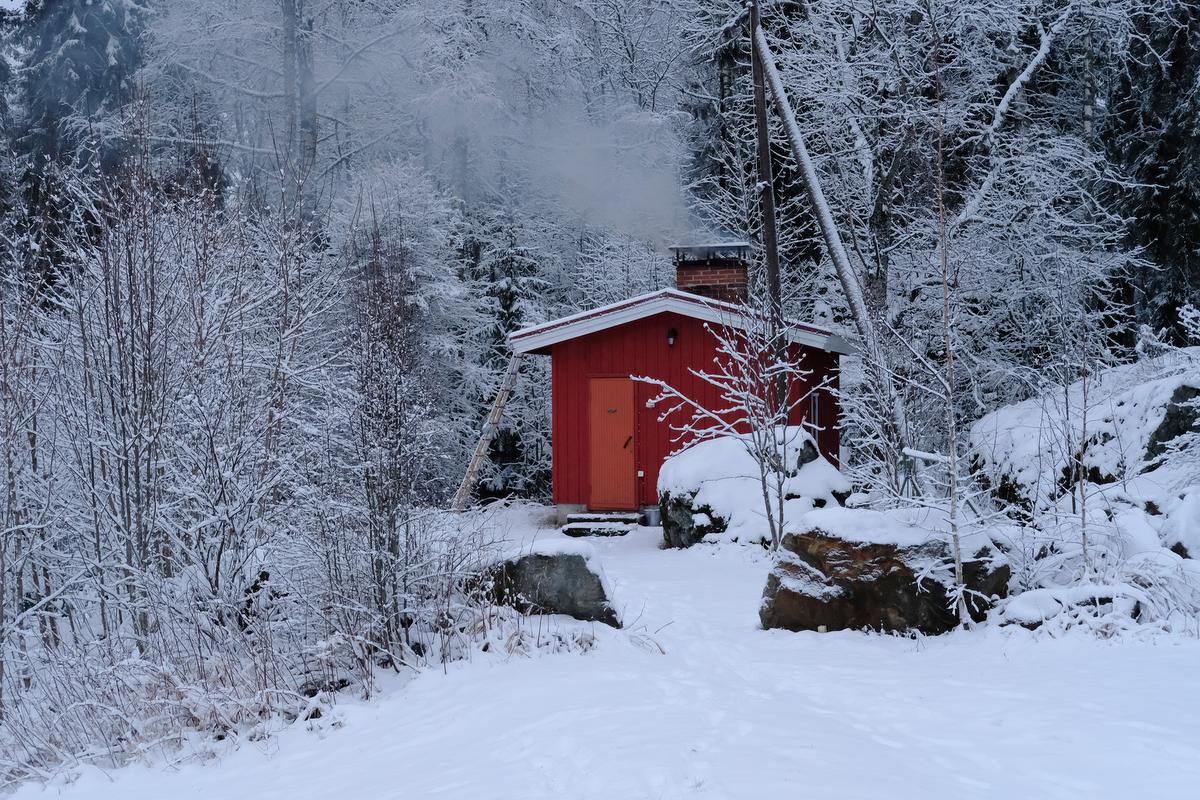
[{"left": 452, "top": 352, "right": 523, "bottom": 511}]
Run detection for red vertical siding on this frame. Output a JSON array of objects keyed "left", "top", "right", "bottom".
[{"left": 548, "top": 311, "right": 840, "bottom": 507}]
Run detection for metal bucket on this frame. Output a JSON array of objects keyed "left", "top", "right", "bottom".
[{"left": 642, "top": 505, "right": 662, "bottom": 527}]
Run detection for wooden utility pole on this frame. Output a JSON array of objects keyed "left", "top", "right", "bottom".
[
  {"left": 753, "top": 20, "right": 923, "bottom": 490},
  {"left": 750, "top": 0, "right": 786, "bottom": 409}
]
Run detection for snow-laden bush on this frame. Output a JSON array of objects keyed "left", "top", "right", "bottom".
[
  {"left": 988, "top": 507, "right": 1200, "bottom": 637},
  {"left": 994, "top": 552, "right": 1200, "bottom": 638},
  {"left": 0, "top": 507, "right": 501, "bottom": 787}
]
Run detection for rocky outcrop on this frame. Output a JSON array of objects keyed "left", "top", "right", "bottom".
[
  {"left": 485, "top": 552, "right": 621, "bottom": 628},
  {"left": 969, "top": 457, "right": 1034, "bottom": 519},
  {"left": 1145, "top": 384, "right": 1200, "bottom": 461},
  {"left": 759, "top": 530, "right": 1009, "bottom": 635},
  {"left": 659, "top": 492, "right": 723, "bottom": 548}
]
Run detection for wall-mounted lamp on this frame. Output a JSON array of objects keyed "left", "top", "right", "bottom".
[{"left": 667, "top": 327, "right": 678, "bottom": 347}]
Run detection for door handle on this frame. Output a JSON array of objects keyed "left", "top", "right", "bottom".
[{"left": 623, "top": 436, "right": 632, "bottom": 449}]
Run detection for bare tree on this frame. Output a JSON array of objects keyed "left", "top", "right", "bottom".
[{"left": 639, "top": 297, "right": 829, "bottom": 550}]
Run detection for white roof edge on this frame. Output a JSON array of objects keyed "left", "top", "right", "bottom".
[
  {"left": 824, "top": 333, "right": 856, "bottom": 355},
  {"left": 510, "top": 289, "right": 854, "bottom": 356}
]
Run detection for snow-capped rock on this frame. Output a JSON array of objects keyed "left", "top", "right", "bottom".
[
  {"left": 759, "top": 518, "right": 1009, "bottom": 635},
  {"left": 657, "top": 427, "right": 851, "bottom": 548},
  {"left": 483, "top": 538, "right": 621, "bottom": 627}
]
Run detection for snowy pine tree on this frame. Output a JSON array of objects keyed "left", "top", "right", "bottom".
[
  {"left": 456, "top": 210, "right": 550, "bottom": 500},
  {"left": 20, "top": 0, "right": 147, "bottom": 166}
]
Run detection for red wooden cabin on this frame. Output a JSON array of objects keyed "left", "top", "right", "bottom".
[{"left": 510, "top": 244, "right": 851, "bottom": 517}]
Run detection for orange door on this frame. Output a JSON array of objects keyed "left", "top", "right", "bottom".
[{"left": 588, "top": 377, "right": 637, "bottom": 510}]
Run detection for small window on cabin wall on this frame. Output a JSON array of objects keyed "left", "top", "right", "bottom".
[{"left": 809, "top": 392, "right": 820, "bottom": 434}]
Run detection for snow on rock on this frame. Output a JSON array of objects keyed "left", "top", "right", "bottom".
[
  {"left": 485, "top": 524, "right": 621, "bottom": 627},
  {"left": 999, "top": 587, "right": 1077, "bottom": 626},
  {"left": 501, "top": 533, "right": 600, "bottom": 561},
  {"left": 760, "top": 526, "right": 1010, "bottom": 635},
  {"left": 657, "top": 427, "right": 851, "bottom": 547},
  {"left": 1161, "top": 488, "right": 1200, "bottom": 558},
  {"left": 794, "top": 506, "right": 935, "bottom": 548},
  {"left": 787, "top": 455, "right": 850, "bottom": 504},
  {"left": 770, "top": 548, "right": 848, "bottom": 601},
  {"left": 1113, "top": 507, "right": 1165, "bottom": 557},
  {"left": 970, "top": 350, "right": 1200, "bottom": 512}
]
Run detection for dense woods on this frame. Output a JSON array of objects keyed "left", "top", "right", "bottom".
[{"left": 2, "top": 0, "right": 1199, "bottom": 783}]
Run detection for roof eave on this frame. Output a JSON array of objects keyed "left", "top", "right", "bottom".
[
  {"left": 509, "top": 288, "right": 855, "bottom": 356},
  {"left": 820, "top": 333, "right": 856, "bottom": 356}
]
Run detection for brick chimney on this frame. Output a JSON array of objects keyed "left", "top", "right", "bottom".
[{"left": 670, "top": 242, "right": 750, "bottom": 304}]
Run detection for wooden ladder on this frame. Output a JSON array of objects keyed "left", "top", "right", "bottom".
[{"left": 452, "top": 352, "right": 523, "bottom": 511}]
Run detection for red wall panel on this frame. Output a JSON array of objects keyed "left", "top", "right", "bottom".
[{"left": 549, "top": 311, "right": 840, "bottom": 507}]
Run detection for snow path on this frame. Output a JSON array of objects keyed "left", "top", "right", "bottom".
[{"left": 20, "top": 524, "right": 1200, "bottom": 799}]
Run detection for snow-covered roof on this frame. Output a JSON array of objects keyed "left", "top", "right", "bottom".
[{"left": 509, "top": 289, "right": 854, "bottom": 355}]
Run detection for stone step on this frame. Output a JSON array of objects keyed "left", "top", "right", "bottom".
[
  {"left": 561, "top": 521, "right": 636, "bottom": 538},
  {"left": 565, "top": 512, "right": 642, "bottom": 525}
]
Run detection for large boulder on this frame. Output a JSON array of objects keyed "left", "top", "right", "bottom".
[
  {"left": 658, "top": 428, "right": 851, "bottom": 549},
  {"left": 484, "top": 543, "right": 620, "bottom": 628},
  {"left": 759, "top": 512, "right": 1009, "bottom": 635}
]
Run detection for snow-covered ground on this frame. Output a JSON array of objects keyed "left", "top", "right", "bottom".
[{"left": 18, "top": 510, "right": 1200, "bottom": 800}]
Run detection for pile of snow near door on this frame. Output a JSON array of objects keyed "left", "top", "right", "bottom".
[
  {"left": 657, "top": 427, "right": 851, "bottom": 547},
  {"left": 970, "top": 349, "right": 1200, "bottom": 631}
]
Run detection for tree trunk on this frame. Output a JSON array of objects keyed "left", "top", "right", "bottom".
[
  {"left": 281, "top": 0, "right": 300, "bottom": 173},
  {"left": 298, "top": 13, "right": 318, "bottom": 175},
  {"left": 749, "top": 0, "right": 786, "bottom": 413}
]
